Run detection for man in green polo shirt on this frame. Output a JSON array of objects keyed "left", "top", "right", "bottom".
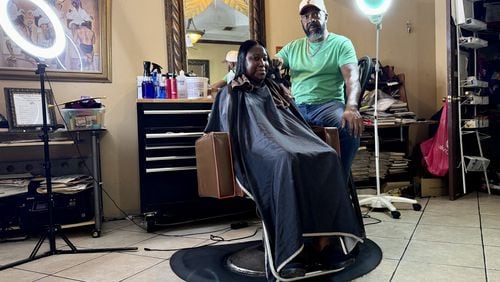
[{"left": 275, "top": 0, "right": 363, "bottom": 183}]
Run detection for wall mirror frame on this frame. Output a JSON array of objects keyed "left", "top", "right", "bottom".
[{"left": 165, "top": 0, "right": 266, "bottom": 73}]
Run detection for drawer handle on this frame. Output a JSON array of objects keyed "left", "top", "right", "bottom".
[
  {"left": 146, "top": 166, "right": 197, "bottom": 173},
  {"left": 145, "top": 145, "right": 195, "bottom": 150},
  {"left": 146, "top": 132, "right": 204, "bottom": 139},
  {"left": 144, "top": 110, "right": 211, "bottom": 115},
  {"left": 146, "top": 156, "right": 196, "bottom": 162},
  {"left": 0, "top": 140, "right": 75, "bottom": 147}
]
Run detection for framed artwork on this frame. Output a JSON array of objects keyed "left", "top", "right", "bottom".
[
  {"left": 0, "top": 0, "right": 111, "bottom": 82},
  {"left": 188, "top": 59, "right": 210, "bottom": 78},
  {"left": 4, "top": 87, "right": 56, "bottom": 130}
]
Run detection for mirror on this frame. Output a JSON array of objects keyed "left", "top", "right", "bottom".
[{"left": 164, "top": 0, "right": 265, "bottom": 81}]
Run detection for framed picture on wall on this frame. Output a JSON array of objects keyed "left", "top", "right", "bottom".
[
  {"left": 0, "top": 0, "right": 111, "bottom": 82},
  {"left": 4, "top": 87, "right": 56, "bottom": 131},
  {"left": 188, "top": 59, "right": 210, "bottom": 78}
]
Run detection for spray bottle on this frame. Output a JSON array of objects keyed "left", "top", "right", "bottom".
[
  {"left": 151, "top": 63, "right": 163, "bottom": 98},
  {"left": 141, "top": 61, "right": 154, "bottom": 98}
]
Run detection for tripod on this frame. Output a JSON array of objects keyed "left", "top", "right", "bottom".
[{"left": 0, "top": 63, "right": 137, "bottom": 271}]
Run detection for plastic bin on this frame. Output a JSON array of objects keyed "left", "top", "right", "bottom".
[
  {"left": 61, "top": 108, "right": 105, "bottom": 130},
  {"left": 185, "top": 77, "right": 208, "bottom": 99}
]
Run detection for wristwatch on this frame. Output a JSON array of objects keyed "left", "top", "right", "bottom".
[{"left": 347, "top": 104, "right": 358, "bottom": 111}]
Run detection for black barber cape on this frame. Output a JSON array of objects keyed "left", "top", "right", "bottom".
[{"left": 205, "top": 82, "right": 363, "bottom": 279}]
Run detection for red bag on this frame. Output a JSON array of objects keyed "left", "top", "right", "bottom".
[{"left": 420, "top": 102, "right": 449, "bottom": 176}]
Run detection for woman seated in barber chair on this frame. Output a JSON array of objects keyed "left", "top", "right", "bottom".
[{"left": 205, "top": 40, "right": 363, "bottom": 280}]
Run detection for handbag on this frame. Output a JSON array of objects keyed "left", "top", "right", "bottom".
[{"left": 420, "top": 102, "right": 449, "bottom": 176}]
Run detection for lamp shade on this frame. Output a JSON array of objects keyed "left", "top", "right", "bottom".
[
  {"left": 186, "top": 30, "right": 204, "bottom": 44},
  {"left": 0, "top": 0, "right": 66, "bottom": 59},
  {"left": 186, "top": 18, "right": 205, "bottom": 44}
]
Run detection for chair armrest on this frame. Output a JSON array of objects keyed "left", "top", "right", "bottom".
[
  {"left": 311, "top": 126, "right": 341, "bottom": 155},
  {"left": 195, "top": 132, "right": 244, "bottom": 199}
]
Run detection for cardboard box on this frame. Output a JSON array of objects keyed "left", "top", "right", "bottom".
[{"left": 414, "top": 177, "right": 447, "bottom": 197}]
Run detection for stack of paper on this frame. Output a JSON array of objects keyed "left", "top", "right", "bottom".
[
  {"left": 351, "top": 147, "right": 371, "bottom": 181},
  {"left": 37, "top": 174, "right": 93, "bottom": 194},
  {"left": 386, "top": 152, "right": 409, "bottom": 175},
  {"left": 0, "top": 173, "right": 33, "bottom": 197}
]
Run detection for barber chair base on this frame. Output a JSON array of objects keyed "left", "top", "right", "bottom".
[
  {"left": 226, "top": 244, "right": 266, "bottom": 277},
  {"left": 170, "top": 239, "right": 382, "bottom": 282}
]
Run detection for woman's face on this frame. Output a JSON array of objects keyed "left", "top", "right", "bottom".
[{"left": 245, "top": 45, "right": 268, "bottom": 83}]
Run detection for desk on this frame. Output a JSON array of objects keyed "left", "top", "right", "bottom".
[{"left": 0, "top": 129, "right": 105, "bottom": 237}]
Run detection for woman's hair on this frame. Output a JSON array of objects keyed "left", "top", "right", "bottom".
[
  {"left": 232, "top": 40, "right": 292, "bottom": 109},
  {"left": 235, "top": 40, "right": 268, "bottom": 79}
]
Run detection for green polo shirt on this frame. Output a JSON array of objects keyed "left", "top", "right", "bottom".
[{"left": 277, "top": 33, "right": 358, "bottom": 105}]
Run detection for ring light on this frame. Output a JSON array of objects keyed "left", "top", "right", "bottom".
[
  {"left": 356, "top": 0, "right": 421, "bottom": 217},
  {"left": 0, "top": 0, "right": 66, "bottom": 59},
  {"left": 355, "top": 0, "right": 392, "bottom": 16}
]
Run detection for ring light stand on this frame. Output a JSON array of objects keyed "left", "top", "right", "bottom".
[
  {"left": 354, "top": 0, "right": 421, "bottom": 218},
  {"left": 0, "top": 0, "right": 136, "bottom": 270}
]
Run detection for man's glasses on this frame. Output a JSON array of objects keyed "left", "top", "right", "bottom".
[{"left": 300, "top": 10, "right": 323, "bottom": 21}]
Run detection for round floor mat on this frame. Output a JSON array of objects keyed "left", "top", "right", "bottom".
[{"left": 170, "top": 239, "right": 382, "bottom": 282}]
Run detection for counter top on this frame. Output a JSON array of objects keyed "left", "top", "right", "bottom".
[{"left": 137, "top": 98, "right": 214, "bottom": 104}]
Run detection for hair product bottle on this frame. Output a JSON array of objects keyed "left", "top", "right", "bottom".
[
  {"left": 168, "top": 73, "right": 178, "bottom": 99},
  {"left": 141, "top": 61, "right": 154, "bottom": 98},
  {"left": 177, "top": 70, "right": 188, "bottom": 99}
]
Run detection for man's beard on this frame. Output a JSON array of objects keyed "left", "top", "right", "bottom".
[{"left": 303, "top": 21, "right": 325, "bottom": 41}]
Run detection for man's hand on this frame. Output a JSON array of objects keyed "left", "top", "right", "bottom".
[
  {"left": 342, "top": 106, "right": 364, "bottom": 137},
  {"left": 271, "top": 57, "right": 283, "bottom": 70}
]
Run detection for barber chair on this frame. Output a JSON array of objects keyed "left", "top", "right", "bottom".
[
  {"left": 191, "top": 57, "right": 375, "bottom": 280},
  {"left": 195, "top": 127, "right": 366, "bottom": 281}
]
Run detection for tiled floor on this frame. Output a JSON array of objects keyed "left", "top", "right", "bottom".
[{"left": 1, "top": 192, "right": 499, "bottom": 281}]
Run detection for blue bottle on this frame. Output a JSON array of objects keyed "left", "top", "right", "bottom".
[
  {"left": 141, "top": 76, "right": 155, "bottom": 99},
  {"left": 158, "top": 74, "right": 167, "bottom": 99},
  {"left": 141, "top": 61, "right": 154, "bottom": 98}
]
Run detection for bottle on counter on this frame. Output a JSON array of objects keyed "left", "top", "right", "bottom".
[
  {"left": 141, "top": 61, "right": 154, "bottom": 99},
  {"left": 152, "top": 71, "right": 160, "bottom": 98},
  {"left": 168, "top": 73, "right": 178, "bottom": 99},
  {"left": 137, "top": 76, "right": 143, "bottom": 99},
  {"left": 141, "top": 76, "right": 154, "bottom": 99},
  {"left": 177, "top": 70, "right": 188, "bottom": 99},
  {"left": 158, "top": 74, "right": 166, "bottom": 99}
]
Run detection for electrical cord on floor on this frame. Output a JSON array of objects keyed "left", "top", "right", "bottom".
[
  {"left": 362, "top": 214, "right": 382, "bottom": 226},
  {"left": 143, "top": 240, "right": 220, "bottom": 252},
  {"left": 362, "top": 207, "right": 382, "bottom": 226},
  {"left": 144, "top": 226, "right": 262, "bottom": 252},
  {"left": 210, "top": 226, "right": 262, "bottom": 243},
  {"left": 45, "top": 75, "right": 262, "bottom": 243}
]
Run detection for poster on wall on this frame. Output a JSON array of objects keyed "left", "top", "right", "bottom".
[{"left": 0, "top": 0, "right": 111, "bottom": 82}]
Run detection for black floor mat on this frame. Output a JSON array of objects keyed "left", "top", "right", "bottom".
[{"left": 170, "top": 239, "right": 382, "bottom": 281}]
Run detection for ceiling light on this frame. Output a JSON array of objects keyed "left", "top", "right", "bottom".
[{"left": 186, "top": 18, "right": 205, "bottom": 44}]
